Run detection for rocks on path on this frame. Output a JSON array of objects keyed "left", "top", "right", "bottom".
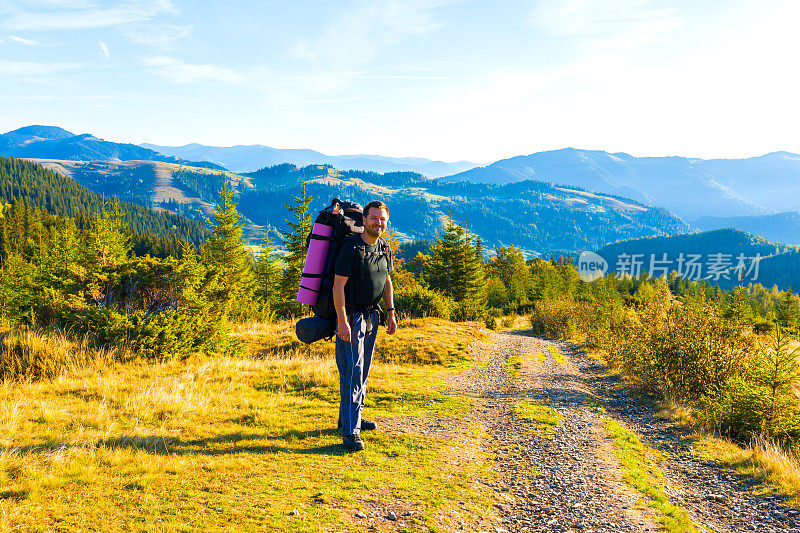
[{"left": 380, "top": 329, "right": 799, "bottom": 532}]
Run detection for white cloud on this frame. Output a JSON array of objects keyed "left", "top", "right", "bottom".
[
  {"left": 530, "top": 0, "right": 682, "bottom": 49},
  {"left": 1, "top": 0, "right": 178, "bottom": 31},
  {"left": 0, "top": 59, "right": 81, "bottom": 76},
  {"left": 292, "top": 0, "right": 457, "bottom": 66},
  {"left": 99, "top": 41, "right": 110, "bottom": 58},
  {"left": 124, "top": 22, "right": 192, "bottom": 47},
  {"left": 142, "top": 56, "right": 243, "bottom": 84},
  {"left": 8, "top": 35, "right": 39, "bottom": 46}
]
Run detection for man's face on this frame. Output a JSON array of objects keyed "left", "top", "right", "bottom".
[{"left": 363, "top": 207, "right": 388, "bottom": 238}]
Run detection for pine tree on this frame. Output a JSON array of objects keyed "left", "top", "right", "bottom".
[
  {"left": 80, "top": 200, "right": 131, "bottom": 308},
  {"left": 426, "top": 218, "right": 484, "bottom": 304},
  {"left": 207, "top": 180, "right": 254, "bottom": 318},
  {"left": 748, "top": 325, "right": 800, "bottom": 440},
  {"left": 775, "top": 290, "right": 800, "bottom": 330},
  {"left": 278, "top": 179, "right": 314, "bottom": 317},
  {"left": 254, "top": 231, "right": 279, "bottom": 315},
  {"left": 82, "top": 200, "right": 130, "bottom": 270}
]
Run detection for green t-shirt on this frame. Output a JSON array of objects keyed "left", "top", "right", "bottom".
[{"left": 334, "top": 236, "right": 391, "bottom": 311}]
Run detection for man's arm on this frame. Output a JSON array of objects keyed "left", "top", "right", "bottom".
[
  {"left": 383, "top": 273, "right": 397, "bottom": 335},
  {"left": 333, "top": 274, "right": 351, "bottom": 342}
]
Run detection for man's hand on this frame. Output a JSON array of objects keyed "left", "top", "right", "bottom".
[
  {"left": 338, "top": 319, "right": 352, "bottom": 342},
  {"left": 386, "top": 311, "right": 397, "bottom": 335}
]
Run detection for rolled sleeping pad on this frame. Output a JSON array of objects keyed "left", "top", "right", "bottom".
[
  {"left": 295, "top": 316, "right": 336, "bottom": 344},
  {"left": 296, "top": 222, "right": 334, "bottom": 305}
]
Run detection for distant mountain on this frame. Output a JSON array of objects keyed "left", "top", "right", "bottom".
[
  {"left": 141, "top": 142, "right": 476, "bottom": 177},
  {"left": 0, "top": 125, "right": 225, "bottom": 169},
  {"left": 692, "top": 212, "right": 800, "bottom": 245},
  {"left": 593, "top": 228, "right": 800, "bottom": 290},
  {"left": 29, "top": 158, "right": 266, "bottom": 238},
  {"left": 440, "top": 148, "right": 800, "bottom": 220},
  {"left": 233, "top": 164, "right": 691, "bottom": 255},
  {"left": 32, "top": 158, "right": 690, "bottom": 254},
  {"left": 0, "top": 156, "right": 210, "bottom": 248}
]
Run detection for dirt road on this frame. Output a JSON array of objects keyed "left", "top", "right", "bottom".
[{"left": 441, "top": 330, "right": 799, "bottom": 532}]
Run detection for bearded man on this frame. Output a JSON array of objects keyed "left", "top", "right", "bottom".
[{"left": 332, "top": 200, "right": 397, "bottom": 452}]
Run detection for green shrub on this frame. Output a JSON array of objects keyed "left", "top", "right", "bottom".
[
  {"left": 702, "top": 327, "right": 800, "bottom": 444},
  {"left": 754, "top": 321, "right": 774, "bottom": 334},
  {"left": 451, "top": 299, "right": 486, "bottom": 322},
  {"left": 488, "top": 307, "right": 503, "bottom": 318},
  {"left": 394, "top": 284, "right": 453, "bottom": 320},
  {"left": 63, "top": 306, "right": 238, "bottom": 360},
  {"left": 530, "top": 300, "right": 581, "bottom": 339},
  {"left": 485, "top": 316, "right": 497, "bottom": 330}
]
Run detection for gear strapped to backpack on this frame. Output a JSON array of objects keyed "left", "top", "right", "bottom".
[{"left": 295, "top": 198, "right": 392, "bottom": 344}]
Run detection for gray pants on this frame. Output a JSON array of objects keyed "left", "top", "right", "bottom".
[{"left": 335, "top": 310, "right": 378, "bottom": 437}]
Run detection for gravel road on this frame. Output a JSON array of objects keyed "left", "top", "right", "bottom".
[{"left": 449, "top": 329, "right": 800, "bottom": 533}]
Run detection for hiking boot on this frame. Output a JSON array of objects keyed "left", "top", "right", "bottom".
[
  {"left": 338, "top": 417, "right": 377, "bottom": 431},
  {"left": 342, "top": 435, "right": 365, "bottom": 452}
]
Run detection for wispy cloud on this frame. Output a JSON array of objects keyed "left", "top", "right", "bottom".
[
  {"left": 0, "top": 59, "right": 81, "bottom": 76},
  {"left": 8, "top": 35, "right": 39, "bottom": 46},
  {"left": 530, "top": 0, "right": 682, "bottom": 49},
  {"left": 99, "top": 41, "right": 110, "bottom": 58},
  {"left": 142, "top": 56, "right": 243, "bottom": 83},
  {"left": 124, "top": 22, "right": 192, "bottom": 47},
  {"left": 292, "top": 0, "right": 457, "bottom": 66},
  {"left": 1, "top": 0, "right": 178, "bottom": 31}
]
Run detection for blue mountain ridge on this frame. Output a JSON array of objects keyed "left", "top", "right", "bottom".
[
  {"left": 140, "top": 142, "right": 476, "bottom": 177},
  {"left": 440, "top": 147, "right": 800, "bottom": 220}
]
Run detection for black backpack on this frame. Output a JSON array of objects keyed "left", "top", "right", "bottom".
[
  {"left": 295, "top": 198, "right": 393, "bottom": 344},
  {"left": 309, "top": 198, "right": 365, "bottom": 321}
]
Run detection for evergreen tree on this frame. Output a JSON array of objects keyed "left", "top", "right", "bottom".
[
  {"left": 747, "top": 326, "right": 800, "bottom": 440},
  {"left": 254, "top": 232, "right": 279, "bottom": 316},
  {"left": 81, "top": 200, "right": 130, "bottom": 270},
  {"left": 80, "top": 200, "right": 131, "bottom": 308},
  {"left": 426, "top": 218, "right": 484, "bottom": 304},
  {"left": 207, "top": 180, "right": 254, "bottom": 318},
  {"left": 775, "top": 290, "right": 800, "bottom": 330},
  {"left": 278, "top": 179, "right": 314, "bottom": 317}
]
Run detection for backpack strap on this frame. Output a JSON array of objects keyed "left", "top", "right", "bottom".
[
  {"left": 378, "top": 237, "right": 394, "bottom": 273},
  {"left": 357, "top": 242, "right": 368, "bottom": 279}
]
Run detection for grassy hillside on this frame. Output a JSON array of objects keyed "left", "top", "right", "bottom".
[
  {"left": 31, "top": 159, "right": 690, "bottom": 255},
  {"left": 0, "top": 319, "right": 496, "bottom": 532},
  {"left": 239, "top": 164, "right": 691, "bottom": 255},
  {"left": 0, "top": 157, "right": 210, "bottom": 246}
]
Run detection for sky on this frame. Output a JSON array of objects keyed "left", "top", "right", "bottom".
[{"left": 1, "top": 0, "right": 799, "bottom": 163}]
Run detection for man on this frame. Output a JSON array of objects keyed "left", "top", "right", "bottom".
[{"left": 332, "top": 200, "right": 397, "bottom": 452}]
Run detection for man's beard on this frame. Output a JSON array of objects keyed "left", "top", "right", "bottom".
[{"left": 364, "top": 225, "right": 383, "bottom": 238}]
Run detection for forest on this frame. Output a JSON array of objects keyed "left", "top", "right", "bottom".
[{"left": 1, "top": 156, "right": 799, "bottom": 451}]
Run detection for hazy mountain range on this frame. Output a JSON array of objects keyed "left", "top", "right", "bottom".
[
  {"left": 140, "top": 142, "right": 476, "bottom": 177},
  {"left": 5, "top": 124, "right": 800, "bottom": 259},
  {"left": 442, "top": 148, "right": 800, "bottom": 220},
  {"left": 26, "top": 158, "right": 689, "bottom": 255}
]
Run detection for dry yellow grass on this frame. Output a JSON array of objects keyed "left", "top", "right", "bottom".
[
  {"left": 659, "top": 396, "right": 800, "bottom": 508},
  {"left": 0, "top": 329, "right": 119, "bottom": 382},
  {"left": 0, "top": 317, "right": 493, "bottom": 532},
  {"left": 694, "top": 434, "right": 800, "bottom": 506}
]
